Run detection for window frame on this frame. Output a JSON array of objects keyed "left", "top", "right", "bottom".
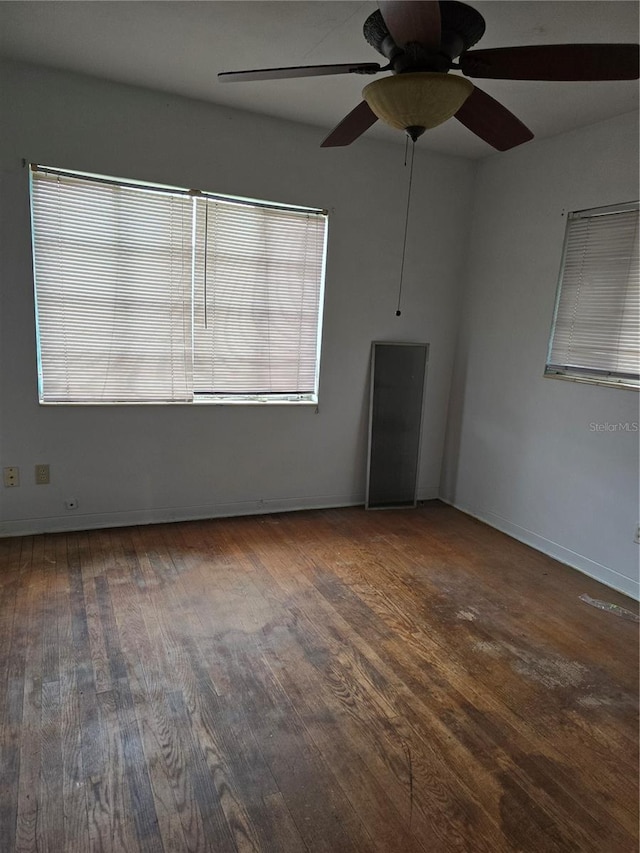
[
  {"left": 545, "top": 200, "right": 639, "bottom": 391},
  {"left": 29, "top": 165, "right": 328, "bottom": 406}
]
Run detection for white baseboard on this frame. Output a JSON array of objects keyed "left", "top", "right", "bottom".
[
  {"left": 0, "top": 483, "right": 442, "bottom": 539},
  {"left": 441, "top": 499, "right": 639, "bottom": 601},
  {"left": 0, "top": 493, "right": 364, "bottom": 538}
]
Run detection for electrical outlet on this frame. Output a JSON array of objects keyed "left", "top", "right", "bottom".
[
  {"left": 35, "top": 463, "right": 50, "bottom": 485},
  {"left": 3, "top": 467, "right": 20, "bottom": 487},
  {"left": 65, "top": 498, "right": 78, "bottom": 510}
]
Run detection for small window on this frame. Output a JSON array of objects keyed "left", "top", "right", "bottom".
[
  {"left": 29, "top": 166, "right": 328, "bottom": 404},
  {"left": 546, "top": 201, "right": 639, "bottom": 390}
]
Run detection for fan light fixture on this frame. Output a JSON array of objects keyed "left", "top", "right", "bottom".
[{"left": 362, "top": 72, "right": 474, "bottom": 140}]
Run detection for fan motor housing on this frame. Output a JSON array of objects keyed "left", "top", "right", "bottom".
[{"left": 363, "top": 1, "right": 486, "bottom": 73}]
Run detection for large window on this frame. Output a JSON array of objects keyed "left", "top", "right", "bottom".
[
  {"left": 546, "top": 201, "right": 639, "bottom": 390},
  {"left": 29, "top": 166, "right": 328, "bottom": 404}
]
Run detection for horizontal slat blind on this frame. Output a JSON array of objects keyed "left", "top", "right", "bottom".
[
  {"left": 192, "top": 197, "right": 327, "bottom": 396},
  {"left": 31, "top": 166, "right": 327, "bottom": 404},
  {"left": 548, "top": 205, "right": 639, "bottom": 382},
  {"left": 31, "top": 169, "right": 193, "bottom": 402}
]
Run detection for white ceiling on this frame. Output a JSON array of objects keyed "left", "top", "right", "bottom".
[{"left": 0, "top": 1, "right": 638, "bottom": 158}]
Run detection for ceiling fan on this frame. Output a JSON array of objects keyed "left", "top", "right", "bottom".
[{"left": 218, "top": 0, "right": 639, "bottom": 151}]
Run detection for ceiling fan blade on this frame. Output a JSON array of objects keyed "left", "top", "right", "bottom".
[
  {"left": 455, "top": 87, "right": 534, "bottom": 151},
  {"left": 218, "top": 62, "right": 383, "bottom": 83},
  {"left": 321, "top": 102, "right": 379, "bottom": 147},
  {"left": 378, "top": 1, "right": 441, "bottom": 49},
  {"left": 460, "top": 44, "right": 640, "bottom": 81}
]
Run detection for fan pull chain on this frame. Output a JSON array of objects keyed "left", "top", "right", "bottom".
[{"left": 396, "top": 136, "right": 416, "bottom": 317}]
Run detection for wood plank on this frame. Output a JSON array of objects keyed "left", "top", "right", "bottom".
[
  {"left": 107, "top": 527, "right": 194, "bottom": 852},
  {"left": 15, "top": 536, "right": 43, "bottom": 853},
  {"left": 38, "top": 676, "right": 64, "bottom": 852},
  {"left": 58, "top": 534, "right": 90, "bottom": 852},
  {"left": 85, "top": 531, "right": 113, "bottom": 694},
  {"left": 93, "top": 688, "right": 141, "bottom": 853},
  {"left": 0, "top": 536, "right": 25, "bottom": 853},
  {"left": 93, "top": 532, "right": 164, "bottom": 853}
]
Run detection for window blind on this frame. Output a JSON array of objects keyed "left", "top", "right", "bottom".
[
  {"left": 192, "top": 197, "right": 326, "bottom": 397},
  {"left": 31, "top": 169, "right": 193, "bottom": 402},
  {"left": 30, "top": 166, "right": 327, "bottom": 404},
  {"left": 547, "top": 202, "right": 639, "bottom": 386}
]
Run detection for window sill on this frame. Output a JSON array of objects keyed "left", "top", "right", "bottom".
[
  {"left": 39, "top": 397, "right": 319, "bottom": 406},
  {"left": 543, "top": 370, "right": 639, "bottom": 392},
  {"left": 194, "top": 395, "right": 318, "bottom": 405}
]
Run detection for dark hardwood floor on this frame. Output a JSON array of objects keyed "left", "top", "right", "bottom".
[{"left": 0, "top": 502, "right": 638, "bottom": 852}]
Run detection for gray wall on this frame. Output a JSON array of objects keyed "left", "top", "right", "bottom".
[
  {"left": 0, "top": 60, "right": 474, "bottom": 534},
  {"left": 442, "top": 111, "right": 640, "bottom": 599}
]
